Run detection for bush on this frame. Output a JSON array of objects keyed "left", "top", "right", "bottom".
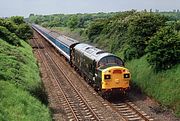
[
  {"left": 10, "top": 16, "right": 25, "bottom": 25},
  {"left": 124, "top": 46, "right": 139, "bottom": 61},
  {"left": 126, "top": 56, "right": 180, "bottom": 117},
  {"left": 87, "top": 20, "right": 106, "bottom": 40},
  {"left": 0, "top": 18, "right": 17, "bottom": 33},
  {"left": 0, "top": 26, "right": 21, "bottom": 46},
  {"left": 146, "top": 26, "right": 180, "bottom": 71},
  {"left": 16, "top": 23, "right": 33, "bottom": 40},
  {"left": 127, "top": 13, "right": 167, "bottom": 59},
  {"left": 174, "top": 21, "right": 180, "bottom": 31},
  {"left": 0, "top": 17, "right": 33, "bottom": 41}
]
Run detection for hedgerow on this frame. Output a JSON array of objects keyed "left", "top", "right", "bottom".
[
  {"left": 0, "top": 26, "right": 20, "bottom": 45},
  {"left": 0, "top": 16, "right": 33, "bottom": 45},
  {"left": 146, "top": 26, "right": 180, "bottom": 71}
]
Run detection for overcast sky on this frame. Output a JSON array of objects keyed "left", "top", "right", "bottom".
[{"left": 1, "top": 0, "right": 180, "bottom": 17}]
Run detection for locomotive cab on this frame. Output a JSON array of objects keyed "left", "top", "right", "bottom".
[{"left": 96, "top": 56, "right": 131, "bottom": 92}]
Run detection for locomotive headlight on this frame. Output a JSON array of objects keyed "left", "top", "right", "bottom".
[
  {"left": 124, "top": 74, "right": 130, "bottom": 78},
  {"left": 104, "top": 75, "right": 111, "bottom": 80}
]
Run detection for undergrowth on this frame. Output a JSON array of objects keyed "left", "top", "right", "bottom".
[
  {"left": 126, "top": 56, "right": 180, "bottom": 117},
  {"left": 0, "top": 81, "right": 51, "bottom": 121},
  {"left": 0, "top": 39, "right": 51, "bottom": 120}
]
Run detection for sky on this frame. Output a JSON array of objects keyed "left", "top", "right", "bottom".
[{"left": 0, "top": 0, "right": 180, "bottom": 17}]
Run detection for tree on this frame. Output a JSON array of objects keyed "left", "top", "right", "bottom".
[
  {"left": 0, "top": 18, "right": 18, "bottom": 33},
  {"left": 67, "top": 16, "right": 79, "bottom": 29},
  {"left": 0, "top": 26, "right": 20, "bottom": 46},
  {"left": 174, "top": 21, "right": 180, "bottom": 31},
  {"left": 10, "top": 16, "right": 25, "bottom": 25},
  {"left": 87, "top": 20, "right": 106, "bottom": 40},
  {"left": 29, "top": 13, "right": 35, "bottom": 17},
  {"left": 16, "top": 23, "right": 33, "bottom": 40},
  {"left": 146, "top": 26, "right": 180, "bottom": 71},
  {"left": 127, "top": 13, "right": 167, "bottom": 59}
]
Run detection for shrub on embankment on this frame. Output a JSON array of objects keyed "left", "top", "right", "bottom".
[
  {"left": 0, "top": 39, "right": 41, "bottom": 93},
  {"left": 126, "top": 56, "right": 180, "bottom": 117},
  {"left": 0, "top": 17, "right": 51, "bottom": 120}
]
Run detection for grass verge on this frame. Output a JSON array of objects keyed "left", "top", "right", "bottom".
[
  {"left": 126, "top": 56, "right": 180, "bottom": 117},
  {"left": 0, "top": 81, "right": 51, "bottom": 121},
  {"left": 0, "top": 39, "right": 51, "bottom": 120}
]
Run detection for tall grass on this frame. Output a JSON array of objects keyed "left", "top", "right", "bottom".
[
  {"left": 0, "top": 39, "right": 51, "bottom": 120},
  {"left": 0, "top": 39, "right": 41, "bottom": 92},
  {"left": 0, "top": 81, "right": 51, "bottom": 121},
  {"left": 126, "top": 56, "right": 180, "bottom": 117}
]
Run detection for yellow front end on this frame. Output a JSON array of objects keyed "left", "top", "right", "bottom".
[{"left": 101, "top": 66, "right": 130, "bottom": 91}]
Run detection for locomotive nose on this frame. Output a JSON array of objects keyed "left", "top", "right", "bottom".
[{"left": 102, "top": 66, "right": 131, "bottom": 90}]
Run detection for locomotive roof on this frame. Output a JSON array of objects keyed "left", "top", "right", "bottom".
[
  {"left": 74, "top": 43, "right": 114, "bottom": 62},
  {"left": 33, "top": 24, "right": 79, "bottom": 47}
]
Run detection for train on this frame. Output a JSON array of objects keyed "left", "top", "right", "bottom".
[{"left": 32, "top": 24, "right": 131, "bottom": 95}]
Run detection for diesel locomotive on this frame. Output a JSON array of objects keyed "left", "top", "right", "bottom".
[{"left": 32, "top": 24, "right": 131, "bottom": 94}]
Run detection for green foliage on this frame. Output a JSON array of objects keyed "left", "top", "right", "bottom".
[
  {"left": 0, "top": 39, "right": 41, "bottom": 93},
  {"left": 126, "top": 56, "right": 180, "bottom": 117},
  {"left": 0, "top": 39, "right": 51, "bottom": 120},
  {"left": 124, "top": 46, "right": 139, "bottom": 61},
  {"left": 0, "top": 18, "right": 17, "bottom": 33},
  {"left": 10, "top": 16, "right": 25, "bottom": 25},
  {"left": 146, "top": 26, "right": 180, "bottom": 70},
  {"left": 127, "top": 13, "right": 167, "bottom": 59},
  {"left": 16, "top": 23, "right": 33, "bottom": 40},
  {"left": 160, "top": 12, "right": 180, "bottom": 21},
  {"left": 0, "top": 16, "right": 50, "bottom": 120},
  {"left": 87, "top": 19, "right": 107, "bottom": 40},
  {"left": 0, "top": 17, "right": 33, "bottom": 41},
  {"left": 174, "top": 21, "right": 180, "bottom": 31},
  {"left": 0, "top": 81, "right": 51, "bottom": 121},
  {"left": 28, "top": 12, "right": 117, "bottom": 28},
  {"left": 67, "top": 16, "right": 79, "bottom": 29},
  {"left": 0, "top": 26, "right": 20, "bottom": 45}
]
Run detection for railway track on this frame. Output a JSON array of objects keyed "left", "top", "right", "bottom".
[
  {"left": 31, "top": 34, "right": 103, "bottom": 120},
  {"left": 30, "top": 37, "right": 66, "bottom": 120},
  {"left": 31, "top": 30, "right": 155, "bottom": 121},
  {"left": 110, "top": 100, "right": 154, "bottom": 121}
]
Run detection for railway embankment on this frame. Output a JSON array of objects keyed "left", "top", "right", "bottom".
[
  {"left": 126, "top": 56, "right": 180, "bottom": 117},
  {"left": 0, "top": 17, "right": 51, "bottom": 121}
]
